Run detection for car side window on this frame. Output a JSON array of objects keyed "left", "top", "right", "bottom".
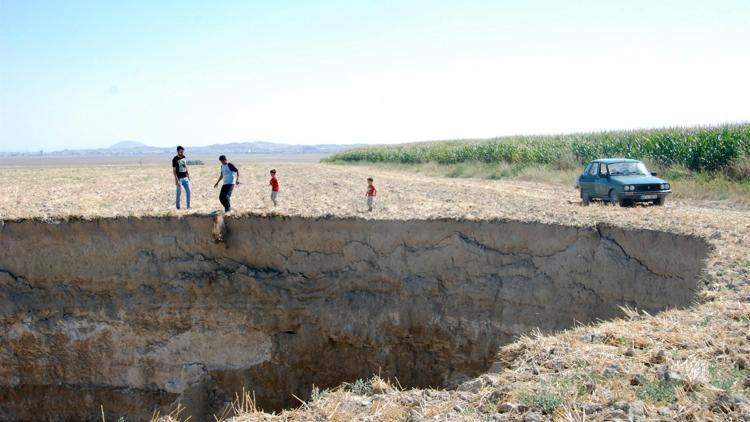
[
  {"left": 583, "top": 163, "right": 592, "bottom": 175},
  {"left": 600, "top": 164, "right": 608, "bottom": 176},
  {"left": 588, "top": 163, "right": 598, "bottom": 176}
]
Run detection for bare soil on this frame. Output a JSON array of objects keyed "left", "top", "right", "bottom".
[{"left": 1, "top": 162, "right": 747, "bottom": 232}]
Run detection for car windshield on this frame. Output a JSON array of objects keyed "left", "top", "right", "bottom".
[{"left": 606, "top": 162, "right": 650, "bottom": 176}]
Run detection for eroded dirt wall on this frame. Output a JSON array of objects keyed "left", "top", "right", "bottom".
[{"left": 0, "top": 216, "right": 709, "bottom": 420}]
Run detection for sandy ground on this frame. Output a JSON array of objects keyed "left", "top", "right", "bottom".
[{"left": 1, "top": 161, "right": 747, "bottom": 233}]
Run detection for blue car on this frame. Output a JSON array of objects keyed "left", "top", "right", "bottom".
[{"left": 576, "top": 159, "right": 672, "bottom": 206}]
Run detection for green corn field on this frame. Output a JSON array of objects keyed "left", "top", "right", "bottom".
[{"left": 325, "top": 124, "right": 750, "bottom": 173}]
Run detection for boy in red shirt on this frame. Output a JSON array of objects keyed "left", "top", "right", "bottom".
[
  {"left": 366, "top": 177, "right": 376, "bottom": 212},
  {"left": 269, "top": 169, "right": 280, "bottom": 207}
]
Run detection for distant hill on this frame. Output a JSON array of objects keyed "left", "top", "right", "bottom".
[
  {"left": 109, "top": 141, "right": 151, "bottom": 149},
  {"left": 24, "top": 140, "right": 365, "bottom": 156},
  {"left": 203, "top": 141, "right": 364, "bottom": 154}
]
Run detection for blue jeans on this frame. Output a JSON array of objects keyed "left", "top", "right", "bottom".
[
  {"left": 176, "top": 177, "right": 191, "bottom": 209},
  {"left": 219, "top": 184, "right": 234, "bottom": 211}
]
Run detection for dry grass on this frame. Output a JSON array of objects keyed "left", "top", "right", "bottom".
[
  {"left": 3, "top": 160, "right": 750, "bottom": 420},
  {"left": 491, "top": 299, "right": 750, "bottom": 419}
]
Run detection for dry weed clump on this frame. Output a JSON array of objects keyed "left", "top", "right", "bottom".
[{"left": 214, "top": 377, "right": 412, "bottom": 422}]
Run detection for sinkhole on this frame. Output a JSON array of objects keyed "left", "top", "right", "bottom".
[{"left": 0, "top": 216, "right": 710, "bottom": 420}]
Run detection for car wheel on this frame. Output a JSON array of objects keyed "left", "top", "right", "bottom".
[
  {"left": 609, "top": 190, "right": 622, "bottom": 207},
  {"left": 654, "top": 196, "right": 667, "bottom": 206},
  {"left": 581, "top": 191, "right": 590, "bottom": 206}
]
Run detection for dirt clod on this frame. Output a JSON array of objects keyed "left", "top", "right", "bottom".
[
  {"left": 650, "top": 349, "right": 667, "bottom": 364},
  {"left": 603, "top": 364, "right": 625, "bottom": 378},
  {"left": 738, "top": 357, "right": 748, "bottom": 370}
]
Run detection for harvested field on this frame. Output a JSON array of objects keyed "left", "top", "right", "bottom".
[
  {"left": 0, "top": 162, "right": 747, "bottom": 232},
  {"left": 1, "top": 161, "right": 749, "bottom": 420}
]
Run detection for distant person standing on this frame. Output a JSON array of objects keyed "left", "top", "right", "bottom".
[
  {"left": 172, "top": 146, "right": 191, "bottom": 209},
  {"left": 213, "top": 155, "right": 240, "bottom": 213},
  {"left": 366, "top": 177, "right": 377, "bottom": 212},
  {"left": 269, "top": 169, "right": 280, "bottom": 207}
]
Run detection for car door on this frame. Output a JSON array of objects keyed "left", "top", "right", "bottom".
[
  {"left": 578, "top": 163, "right": 595, "bottom": 195},
  {"left": 594, "top": 163, "right": 610, "bottom": 197}
]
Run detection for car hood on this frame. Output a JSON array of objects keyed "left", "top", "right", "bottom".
[{"left": 609, "top": 175, "right": 666, "bottom": 185}]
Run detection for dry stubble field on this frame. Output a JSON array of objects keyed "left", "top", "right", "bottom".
[{"left": 1, "top": 158, "right": 750, "bottom": 420}]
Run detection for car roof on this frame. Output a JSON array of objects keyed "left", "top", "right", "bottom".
[{"left": 591, "top": 158, "right": 642, "bottom": 164}]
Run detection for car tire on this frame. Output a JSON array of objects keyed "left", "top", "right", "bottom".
[
  {"left": 609, "top": 190, "right": 622, "bottom": 207},
  {"left": 581, "top": 191, "right": 590, "bottom": 206},
  {"left": 654, "top": 196, "right": 667, "bottom": 206}
]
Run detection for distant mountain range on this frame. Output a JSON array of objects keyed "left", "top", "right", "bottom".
[{"left": 1, "top": 140, "right": 362, "bottom": 156}]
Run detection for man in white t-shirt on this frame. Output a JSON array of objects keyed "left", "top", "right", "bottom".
[{"left": 213, "top": 155, "right": 240, "bottom": 213}]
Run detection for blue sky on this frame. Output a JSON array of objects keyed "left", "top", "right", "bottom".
[{"left": 1, "top": 0, "right": 748, "bottom": 151}]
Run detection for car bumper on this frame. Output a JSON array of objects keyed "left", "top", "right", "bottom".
[{"left": 621, "top": 190, "right": 671, "bottom": 201}]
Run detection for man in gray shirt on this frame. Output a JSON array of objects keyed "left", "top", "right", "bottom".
[{"left": 213, "top": 155, "right": 240, "bottom": 213}]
